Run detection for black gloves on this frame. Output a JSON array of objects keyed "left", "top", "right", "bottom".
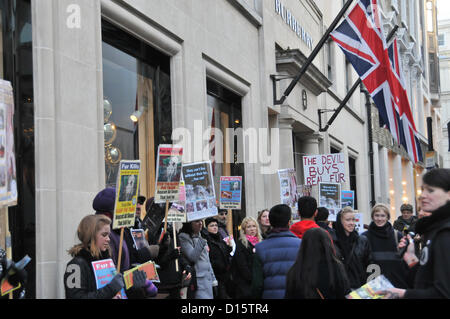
[
  {"left": 108, "top": 273, "right": 125, "bottom": 293},
  {"left": 132, "top": 270, "right": 147, "bottom": 289},
  {"left": 8, "top": 265, "right": 27, "bottom": 287},
  {"left": 168, "top": 247, "right": 181, "bottom": 260}
]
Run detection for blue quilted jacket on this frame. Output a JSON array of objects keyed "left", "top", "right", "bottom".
[{"left": 254, "top": 230, "right": 302, "bottom": 299}]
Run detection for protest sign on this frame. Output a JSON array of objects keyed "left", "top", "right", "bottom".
[
  {"left": 0, "top": 80, "right": 17, "bottom": 207},
  {"left": 167, "top": 203, "right": 187, "bottom": 223},
  {"left": 278, "top": 169, "right": 298, "bottom": 210},
  {"left": 219, "top": 176, "right": 242, "bottom": 210},
  {"left": 130, "top": 229, "right": 148, "bottom": 250},
  {"left": 155, "top": 145, "right": 183, "bottom": 203},
  {"left": 182, "top": 161, "right": 218, "bottom": 222},
  {"left": 297, "top": 184, "right": 312, "bottom": 197},
  {"left": 113, "top": 160, "right": 141, "bottom": 229},
  {"left": 123, "top": 261, "right": 160, "bottom": 290},
  {"left": 303, "top": 153, "right": 346, "bottom": 186},
  {"left": 92, "top": 259, "right": 127, "bottom": 299},
  {"left": 319, "top": 182, "right": 341, "bottom": 222},
  {"left": 354, "top": 212, "right": 364, "bottom": 235},
  {"left": 341, "top": 190, "right": 355, "bottom": 209}
]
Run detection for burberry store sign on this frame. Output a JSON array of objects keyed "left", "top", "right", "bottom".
[{"left": 275, "top": 0, "right": 314, "bottom": 49}]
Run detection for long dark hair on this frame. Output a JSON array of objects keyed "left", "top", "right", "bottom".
[{"left": 285, "top": 227, "right": 348, "bottom": 299}]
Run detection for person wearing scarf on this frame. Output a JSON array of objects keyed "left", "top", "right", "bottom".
[
  {"left": 334, "top": 207, "right": 372, "bottom": 289},
  {"left": 377, "top": 168, "right": 450, "bottom": 299},
  {"left": 361, "top": 204, "right": 409, "bottom": 288},
  {"left": 231, "top": 216, "right": 262, "bottom": 298}
]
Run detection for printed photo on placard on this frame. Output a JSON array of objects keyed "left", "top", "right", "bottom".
[
  {"left": 219, "top": 176, "right": 242, "bottom": 210},
  {"left": 182, "top": 161, "right": 218, "bottom": 221},
  {"left": 155, "top": 145, "right": 183, "bottom": 203},
  {"left": 319, "top": 182, "right": 341, "bottom": 222}
]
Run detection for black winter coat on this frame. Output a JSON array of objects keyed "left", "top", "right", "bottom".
[
  {"left": 202, "top": 230, "right": 232, "bottom": 282},
  {"left": 64, "top": 249, "right": 120, "bottom": 299},
  {"left": 404, "top": 201, "right": 450, "bottom": 299},
  {"left": 231, "top": 239, "right": 256, "bottom": 299},
  {"left": 361, "top": 222, "right": 409, "bottom": 288}
]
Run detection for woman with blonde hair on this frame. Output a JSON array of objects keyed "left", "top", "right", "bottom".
[
  {"left": 361, "top": 203, "right": 409, "bottom": 288},
  {"left": 64, "top": 214, "right": 126, "bottom": 299},
  {"left": 230, "top": 216, "right": 262, "bottom": 298},
  {"left": 334, "top": 206, "right": 372, "bottom": 289}
]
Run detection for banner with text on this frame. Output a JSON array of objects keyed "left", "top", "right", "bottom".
[
  {"left": 113, "top": 160, "right": 141, "bottom": 229},
  {"left": 219, "top": 176, "right": 242, "bottom": 210},
  {"left": 303, "top": 153, "right": 346, "bottom": 186},
  {"left": 182, "top": 161, "right": 218, "bottom": 222},
  {"left": 155, "top": 145, "right": 183, "bottom": 203},
  {"left": 319, "top": 182, "right": 341, "bottom": 222}
]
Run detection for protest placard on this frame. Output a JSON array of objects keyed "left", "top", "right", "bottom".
[
  {"left": 0, "top": 80, "right": 17, "bottom": 207},
  {"left": 112, "top": 160, "right": 141, "bottom": 230},
  {"left": 130, "top": 228, "right": 148, "bottom": 250},
  {"left": 92, "top": 259, "right": 127, "bottom": 299},
  {"left": 167, "top": 203, "right": 187, "bottom": 223},
  {"left": 303, "top": 153, "right": 346, "bottom": 186},
  {"left": 354, "top": 212, "right": 364, "bottom": 234},
  {"left": 341, "top": 190, "right": 355, "bottom": 209},
  {"left": 155, "top": 145, "right": 183, "bottom": 203},
  {"left": 219, "top": 176, "right": 242, "bottom": 210},
  {"left": 319, "top": 182, "right": 341, "bottom": 222},
  {"left": 278, "top": 169, "right": 298, "bottom": 210},
  {"left": 297, "top": 184, "right": 312, "bottom": 197},
  {"left": 182, "top": 161, "right": 218, "bottom": 222},
  {"left": 123, "top": 261, "right": 160, "bottom": 290}
]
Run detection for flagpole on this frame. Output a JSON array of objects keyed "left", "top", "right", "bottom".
[{"left": 275, "top": 0, "right": 355, "bottom": 105}]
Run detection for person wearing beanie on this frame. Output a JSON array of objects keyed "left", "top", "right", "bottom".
[
  {"left": 361, "top": 204, "right": 409, "bottom": 289},
  {"left": 92, "top": 188, "right": 159, "bottom": 273},
  {"left": 251, "top": 204, "right": 301, "bottom": 299},
  {"left": 290, "top": 196, "right": 320, "bottom": 239},
  {"left": 393, "top": 203, "right": 418, "bottom": 233},
  {"left": 201, "top": 217, "right": 233, "bottom": 299}
]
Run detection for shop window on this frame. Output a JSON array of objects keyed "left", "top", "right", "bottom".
[
  {"left": 206, "top": 80, "right": 245, "bottom": 235},
  {"left": 102, "top": 20, "right": 172, "bottom": 205}
]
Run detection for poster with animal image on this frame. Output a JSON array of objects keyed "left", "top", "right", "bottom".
[
  {"left": 341, "top": 190, "right": 355, "bottom": 209},
  {"left": 0, "top": 80, "right": 17, "bottom": 207},
  {"left": 219, "top": 176, "right": 242, "bottom": 210},
  {"left": 319, "top": 182, "right": 341, "bottom": 222},
  {"left": 182, "top": 161, "right": 218, "bottom": 222},
  {"left": 155, "top": 145, "right": 183, "bottom": 203},
  {"left": 278, "top": 168, "right": 298, "bottom": 210},
  {"left": 354, "top": 212, "right": 364, "bottom": 235},
  {"left": 113, "top": 160, "right": 141, "bottom": 229}
]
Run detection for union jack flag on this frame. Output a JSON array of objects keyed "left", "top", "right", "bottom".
[{"left": 330, "top": 0, "right": 422, "bottom": 163}]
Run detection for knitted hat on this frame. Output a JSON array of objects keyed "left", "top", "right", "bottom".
[
  {"left": 269, "top": 204, "right": 292, "bottom": 228},
  {"left": 93, "top": 188, "right": 116, "bottom": 216}
]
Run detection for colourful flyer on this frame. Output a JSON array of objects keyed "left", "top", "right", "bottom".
[
  {"left": 155, "top": 145, "right": 183, "bottom": 203},
  {"left": 123, "top": 261, "right": 160, "bottom": 290},
  {"left": 92, "top": 258, "right": 127, "bottom": 299}
]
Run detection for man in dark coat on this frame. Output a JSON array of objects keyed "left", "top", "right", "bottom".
[
  {"left": 393, "top": 203, "right": 418, "bottom": 233},
  {"left": 251, "top": 204, "right": 301, "bottom": 299}
]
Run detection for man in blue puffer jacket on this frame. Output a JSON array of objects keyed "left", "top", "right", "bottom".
[{"left": 251, "top": 204, "right": 302, "bottom": 299}]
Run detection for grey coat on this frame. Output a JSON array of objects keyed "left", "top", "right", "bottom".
[{"left": 179, "top": 232, "right": 217, "bottom": 299}]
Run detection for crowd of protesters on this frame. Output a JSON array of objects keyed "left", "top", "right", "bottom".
[{"left": 60, "top": 168, "right": 450, "bottom": 299}]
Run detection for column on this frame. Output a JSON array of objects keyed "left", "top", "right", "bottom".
[
  {"left": 278, "top": 118, "right": 296, "bottom": 169},
  {"left": 393, "top": 154, "right": 403, "bottom": 219},
  {"left": 379, "top": 147, "right": 390, "bottom": 204},
  {"left": 32, "top": 0, "right": 104, "bottom": 298}
]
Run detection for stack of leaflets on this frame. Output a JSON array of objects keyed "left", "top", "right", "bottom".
[{"left": 346, "top": 275, "right": 395, "bottom": 299}]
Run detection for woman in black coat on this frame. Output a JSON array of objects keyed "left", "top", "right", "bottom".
[
  {"left": 231, "top": 216, "right": 262, "bottom": 299},
  {"left": 64, "top": 214, "right": 126, "bottom": 299},
  {"left": 378, "top": 168, "right": 450, "bottom": 299},
  {"left": 202, "top": 217, "right": 232, "bottom": 299},
  {"left": 285, "top": 227, "right": 351, "bottom": 299},
  {"left": 334, "top": 207, "right": 372, "bottom": 289},
  {"left": 361, "top": 203, "right": 409, "bottom": 288}
]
